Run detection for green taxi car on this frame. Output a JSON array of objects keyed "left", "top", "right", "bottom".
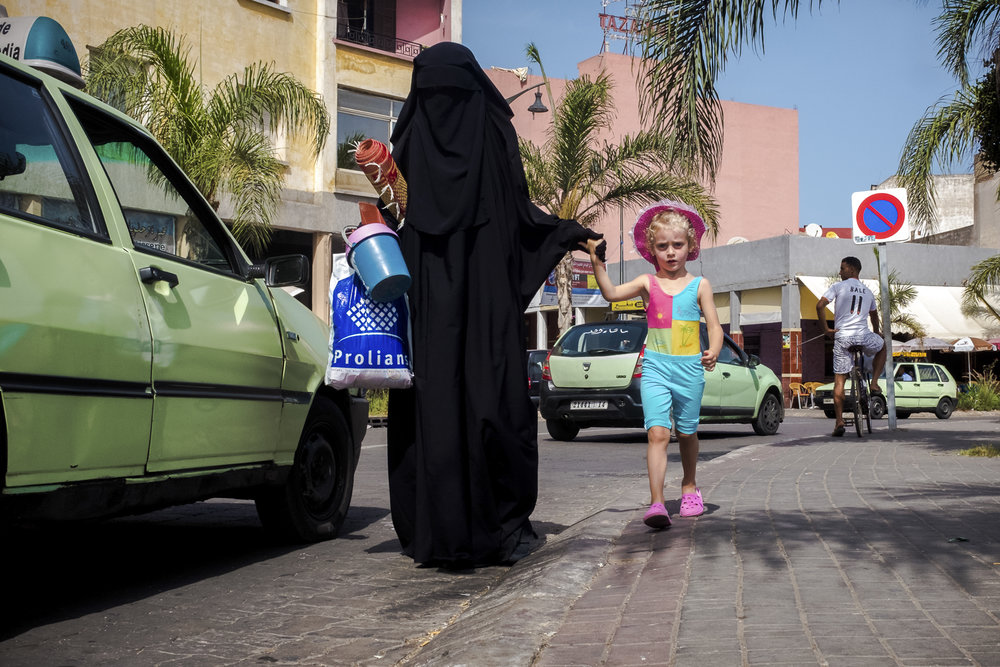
[
  {"left": 812, "top": 361, "right": 958, "bottom": 420},
  {"left": 0, "top": 50, "right": 366, "bottom": 540},
  {"left": 539, "top": 320, "right": 784, "bottom": 440}
]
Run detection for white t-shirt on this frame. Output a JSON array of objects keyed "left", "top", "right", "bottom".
[{"left": 822, "top": 278, "right": 875, "bottom": 337}]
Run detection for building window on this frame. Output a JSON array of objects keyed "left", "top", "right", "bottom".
[
  {"left": 335, "top": 0, "right": 422, "bottom": 59},
  {"left": 336, "top": 88, "right": 403, "bottom": 170}
]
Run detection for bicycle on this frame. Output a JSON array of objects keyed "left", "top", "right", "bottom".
[{"left": 847, "top": 344, "right": 872, "bottom": 437}]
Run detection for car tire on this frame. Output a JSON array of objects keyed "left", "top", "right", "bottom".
[
  {"left": 546, "top": 418, "right": 580, "bottom": 441},
  {"left": 896, "top": 410, "right": 911, "bottom": 419},
  {"left": 255, "top": 396, "right": 355, "bottom": 542},
  {"left": 870, "top": 395, "right": 887, "bottom": 420},
  {"left": 823, "top": 409, "right": 835, "bottom": 419},
  {"left": 752, "top": 393, "right": 782, "bottom": 435},
  {"left": 935, "top": 397, "right": 954, "bottom": 420}
]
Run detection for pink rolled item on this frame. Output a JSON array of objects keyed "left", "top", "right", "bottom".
[{"left": 354, "top": 138, "right": 408, "bottom": 223}]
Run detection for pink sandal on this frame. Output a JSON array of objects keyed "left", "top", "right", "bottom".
[
  {"left": 679, "top": 488, "right": 704, "bottom": 517},
  {"left": 643, "top": 502, "right": 671, "bottom": 529}
]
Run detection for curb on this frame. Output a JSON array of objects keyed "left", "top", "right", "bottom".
[{"left": 404, "top": 502, "right": 638, "bottom": 665}]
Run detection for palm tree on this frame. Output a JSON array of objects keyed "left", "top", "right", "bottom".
[
  {"left": 897, "top": 2, "right": 1000, "bottom": 234},
  {"left": 85, "top": 25, "right": 330, "bottom": 255},
  {"left": 518, "top": 60, "right": 719, "bottom": 334},
  {"left": 634, "top": 1, "right": 829, "bottom": 181}
]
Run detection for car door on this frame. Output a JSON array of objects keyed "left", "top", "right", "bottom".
[
  {"left": 891, "top": 363, "right": 919, "bottom": 409},
  {"left": 916, "top": 363, "right": 946, "bottom": 408},
  {"left": 67, "top": 97, "right": 286, "bottom": 472},
  {"left": 0, "top": 63, "right": 153, "bottom": 486},
  {"left": 700, "top": 332, "right": 757, "bottom": 417}
]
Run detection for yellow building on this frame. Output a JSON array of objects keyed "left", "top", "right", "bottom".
[{"left": 2, "top": 0, "right": 461, "bottom": 321}]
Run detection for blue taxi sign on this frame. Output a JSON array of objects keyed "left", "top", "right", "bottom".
[{"left": 0, "top": 15, "right": 83, "bottom": 88}]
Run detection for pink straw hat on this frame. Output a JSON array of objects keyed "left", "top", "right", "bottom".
[{"left": 631, "top": 198, "right": 707, "bottom": 265}]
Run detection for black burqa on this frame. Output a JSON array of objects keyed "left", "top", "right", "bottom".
[{"left": 386, "top": 43, "right": 596, "bottom": 567}]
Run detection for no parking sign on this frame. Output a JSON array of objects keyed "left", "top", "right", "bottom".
[{"left": 851, "top": 188, "right": 909, "bottom": 244}]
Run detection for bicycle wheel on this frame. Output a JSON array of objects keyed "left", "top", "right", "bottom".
[
  {"left": 850, "top": 367, "right": 863, "bottom": 437},
  {"left": 859, "top": 378, "right": 872, "bottom": 434}
]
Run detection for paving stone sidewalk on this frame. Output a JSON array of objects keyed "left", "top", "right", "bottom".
[{"left": 413, "top": 420, "right": 1000, "bottom": 666}]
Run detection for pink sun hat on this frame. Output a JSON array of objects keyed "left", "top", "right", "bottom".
[{"left": 631, "top": 198, "right": 707, "bottom": 265}]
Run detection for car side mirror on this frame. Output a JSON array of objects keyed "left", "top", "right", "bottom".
[
  {"left": 0, "top": 150, "right": 26, "bottom": 179},
  {"left": 748, "top": 354, "right": 761, "bottom": 368},
  {"left": 247, "top": 254, "right": 310, "bottom": 287}
]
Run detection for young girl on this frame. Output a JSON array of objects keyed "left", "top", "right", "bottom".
[{"left": 586, "top": 199, "right": 723, "bottom": 528}]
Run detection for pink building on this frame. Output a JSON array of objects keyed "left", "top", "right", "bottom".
[{"left": 486, "top": 51, "right": 799, "bottom": 264}]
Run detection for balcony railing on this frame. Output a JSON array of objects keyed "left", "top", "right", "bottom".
[{"left": 336, "top": 23, "right": 423, "bottom": 59}]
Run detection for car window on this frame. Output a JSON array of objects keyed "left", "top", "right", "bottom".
[
  {"left": 0, "top": 68, "right": 100, "bottom": 235},
  {"left": 895, "top": 364, "right": 916, "bottom": 381},
  {"left": 934, "top": 366, "right": 951, "bottom": 383},
  {"left": 553, "top": 322, "right": 647, "bottom": 357},
  {"left": 918, "top": 365, "right": 938, "bottom": 382},
  {"left": 717, "top": 339, "right": 742, "bottom": 365},
  {"left": 68, "top": 99, "right": 237, "bottom": 274}
]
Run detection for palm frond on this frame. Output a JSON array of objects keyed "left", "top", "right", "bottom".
[
  {"left": 895, "top": 88, "right": 978, "bottom": 233},
  {"left": 934, "top": 0, "right": 1000, "bottom": 86},
  {"left": 634, "top": 1, "right": 822, "bottom": 180},
  {"left": 210, "top": 62, "right": 330, "bottom": 156},
  {"left": 221, "top": 129, "right": 284, "bottom": 254}
]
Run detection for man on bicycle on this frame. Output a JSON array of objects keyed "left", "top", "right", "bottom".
[{"left": 815, "top": 256, "right": 887, "bottom": 437}]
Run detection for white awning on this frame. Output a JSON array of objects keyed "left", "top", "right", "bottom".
[{"left": 798, "top": 275, "right": 997, "bottom": 340}]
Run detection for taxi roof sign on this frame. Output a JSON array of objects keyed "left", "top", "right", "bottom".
[{"left": 0, "top": 14, "right": 84, "bottom": 88}]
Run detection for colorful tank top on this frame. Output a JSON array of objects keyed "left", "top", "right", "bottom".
[{"left": 645, "top": 275, "right": 702, "bottom": 357}]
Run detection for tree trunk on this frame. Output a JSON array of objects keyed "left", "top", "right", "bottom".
[{"left": 556, "top": 253, "right": 574, "bottom": 334}]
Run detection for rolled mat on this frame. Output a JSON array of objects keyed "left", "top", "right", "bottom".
[{"left": 354, "top": 138, "right": 407, "bottom": 223}]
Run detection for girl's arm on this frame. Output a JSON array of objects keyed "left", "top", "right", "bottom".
[
  {"left": 585, "top": 238, "right": 646, "bottom": 302},
  {"left": 698, "top": 277, "right": 724, "bottom": 371}
]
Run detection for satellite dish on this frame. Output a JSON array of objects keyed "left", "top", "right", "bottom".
[
  {"left": 726, "top": 236, "right": 749, "bottom": 245},
  {"left": 804, "top": 223, "right": 823, "bottom": 237}
]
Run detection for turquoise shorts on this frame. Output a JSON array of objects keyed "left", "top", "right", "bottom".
[{"left": 641, "top": 350, "right": 705, "bottom": 435}]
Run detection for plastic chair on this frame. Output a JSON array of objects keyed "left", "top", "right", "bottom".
[
  {"left": 788, "top": 382, "right": 810, "bottom": 409},
  {"left": 803, "top": 382, "right": 824, "bottom": 408}
]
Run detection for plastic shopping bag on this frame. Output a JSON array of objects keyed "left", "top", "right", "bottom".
[{"left": 326, "top": 253, "right": 413, "bottom": 389}]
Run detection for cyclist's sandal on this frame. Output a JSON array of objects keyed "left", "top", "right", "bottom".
[
  {"left": 643, "top": 502, "right": 671, "bottom": 529},
  {"left": 832, "top": 424, "right": 845, "bottom": 437},
  {"left": 679, "top": 488, "right": 704, "bottom": 517}
]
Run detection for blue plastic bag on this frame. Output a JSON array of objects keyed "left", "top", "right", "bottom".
[{"left": 326, "top": 254, "right": 413, "bottom": 389}]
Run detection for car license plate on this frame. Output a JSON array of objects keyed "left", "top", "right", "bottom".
[
  {"left": 823, "top": 398, "right": 833, "bottom": 405},
  {"left": 571, "top": 400, "right": 607, "bottom": 410}
]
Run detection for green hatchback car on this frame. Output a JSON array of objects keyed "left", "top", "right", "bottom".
[
  {"left": 539, "top": 320, "right": 784, "bottom": 440},
  {"left": 0, "top": 52, "right": 366, "bottom": 540},
  {"left": 813, "top": 361, "right": 958, "bottom": 420}
]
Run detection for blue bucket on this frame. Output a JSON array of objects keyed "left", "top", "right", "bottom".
[{"left": 346, "top": 223, "right": 411, "bottom": 302}]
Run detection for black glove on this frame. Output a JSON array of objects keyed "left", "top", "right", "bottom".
[{"left": 594, "top": 239, "right": 607, "bottom": 264}]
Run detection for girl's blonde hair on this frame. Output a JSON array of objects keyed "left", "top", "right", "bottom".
[{"left": 645, "top": 210, "right": 700, "bottom": 259}]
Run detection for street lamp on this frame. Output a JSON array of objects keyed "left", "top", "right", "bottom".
[{"left": 504, "top": 82, "right": 549, "bottom": 117}]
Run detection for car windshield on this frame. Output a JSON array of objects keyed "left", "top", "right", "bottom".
[{"left": 553, "top": 322, "right": 647, "bottom": 357}]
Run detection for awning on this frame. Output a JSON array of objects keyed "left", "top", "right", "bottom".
[{"left": 798, "top": 276, "right": 997, "bottom": 340}]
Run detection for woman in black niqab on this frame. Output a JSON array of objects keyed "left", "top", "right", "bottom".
[{"left": 386, "top": 42, "right": 599, "bottom": 567}]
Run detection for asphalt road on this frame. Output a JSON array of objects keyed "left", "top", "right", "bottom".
[{"left": 0, "top": 409, "right": 926, "bottom": 665}]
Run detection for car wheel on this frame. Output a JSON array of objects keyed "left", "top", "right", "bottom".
[
  {"left": 546, "top": 418, "right": 580, "bottom": 441},
  {"left": 823, "top": 409, "right": 835, "bottom": 419},
  {"left": 255, "top": 395, "right": 355, "bottom": 542},
  {"left": 935, "top": 397, "right": 954, "bottom": 420},
  {"left": 870, "top": 395, "right": 886, "bottom": 420},
  {"left": 752, "top": 393, "right": 782, "bottom": 435}
]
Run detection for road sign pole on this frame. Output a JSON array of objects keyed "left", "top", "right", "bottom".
[{"left": 877, "top": 242, "right": 897, "bottom": 430}]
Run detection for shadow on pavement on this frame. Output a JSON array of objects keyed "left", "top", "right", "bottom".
[{"left": 0, "top": 501, "right": 308, "bottom": 639}]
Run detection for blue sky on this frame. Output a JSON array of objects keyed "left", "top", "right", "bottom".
[{"left": 463, "top": 1, "right": 976, "bottom": 232}]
